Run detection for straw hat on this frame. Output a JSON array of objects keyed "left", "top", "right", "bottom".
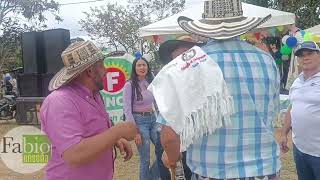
[
  {"left": 178, "top": 0, "right": 271, "bottom": 40},
  {"left": 48, "top": 40, "right": 104, "bottom": 91}
]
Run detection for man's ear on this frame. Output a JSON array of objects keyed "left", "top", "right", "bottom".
[
  {"left": 87, "top": 67, "right": 93, "bottom": 73},
  {"left": 84, "top": 67, "right": 94, "bottom": 78}
]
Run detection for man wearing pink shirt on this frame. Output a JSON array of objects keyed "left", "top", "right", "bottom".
[{"left": 40, "top": 40, "right": 138, "bottom": 180}]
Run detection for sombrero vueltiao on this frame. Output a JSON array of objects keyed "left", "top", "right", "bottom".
[
  {"left": 178, "top": 0, "right": 272, "bottom": 40},
  {"left": 48, "top": 40, "right": 104, "bottom": 91}
]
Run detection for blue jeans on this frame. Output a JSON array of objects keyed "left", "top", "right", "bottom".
[
  {"left": 134, "top": 114, "right": 170, "bottom": 180},
  {"left": 293, "top": 143, "right": 320, "bottom": 180}
]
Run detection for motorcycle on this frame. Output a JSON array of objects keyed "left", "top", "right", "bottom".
[
  {"left": 0, "top": 94, "right": 16, "bottom": 120},
  {"left": 0, "top": 67, "right": 21, "bottom": 121}
]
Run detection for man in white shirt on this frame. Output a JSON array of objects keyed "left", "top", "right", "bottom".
[{"left": 281, "top": 41, "right": 320, "bottom": 180}]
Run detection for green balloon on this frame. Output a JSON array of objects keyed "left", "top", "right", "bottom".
[
  {"left": 304, "top": 32, "right": 313, "bottom": 41},
  {"left": 275, "top": 59, "right": 282, "bottom": 65},
  {"left": 280, "top": 45, "right": 292, "bottom": 55}
]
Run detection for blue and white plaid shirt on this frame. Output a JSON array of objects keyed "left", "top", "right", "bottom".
[{"left": 157, "top": 39, "right": 280, "bottom": 179}]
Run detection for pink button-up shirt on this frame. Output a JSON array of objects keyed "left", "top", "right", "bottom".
[{"left": 40, "top": 82, "right": 113, "bottom": 180}]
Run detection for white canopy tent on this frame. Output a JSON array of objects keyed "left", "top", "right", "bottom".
[
  {"left": 306, "top": 25, "right": 320, "bottom": 36},
  {"left": 139, "top": 2, "right": 295, "bottom": 38}
]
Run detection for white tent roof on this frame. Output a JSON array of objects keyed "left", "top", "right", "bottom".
[
  {"left": 306, "top": 25, "right": 320, "bottom": 36},
  {"left": 139, "top": 2, "right": 295, "bottom": 37}
]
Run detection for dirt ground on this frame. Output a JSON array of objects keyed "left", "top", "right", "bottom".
[{"left": 0, "top": 121, "right": 297, "bottom": 180}]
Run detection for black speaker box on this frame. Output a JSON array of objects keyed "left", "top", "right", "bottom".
[
  {"left": 21, "top": 29, "right": 71, "bottom": 74},
  {"left": 16, "top": 97, "right": 44, "bottom": 125},
  {"left": 42, "top": 29, "right": 71, "bottom": 74},
  {"left": 17, "top": 73, "right": 55, "bottom": 97},
  {"left": 21, "top": 32, "right": 45, "bottom": 73},
  {"left": 41, "top": 73, "right": 54, "bottom": 97},
  {"left": 17, "top": 73, "right": 42, "bottom": 97}
]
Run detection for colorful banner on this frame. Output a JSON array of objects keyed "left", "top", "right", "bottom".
[{"left": 101, "top": 52, "right": 134, "bottom": 124}]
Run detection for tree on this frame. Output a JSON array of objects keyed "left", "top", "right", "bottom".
[
  {"left": 0, "top": 0, "right": 60, "bottom": 25},
  {"left": 244, "top": 0, "right": 320, "bottom": 29},
  {"left": 275, "top": 0, "right": 320, "bottom": 29},
  {"left": 80, "top": 3, "right": 150, "bottom": 53},
  {"left": 80, "top": 0, "right": 185, "bottom": 72},
  {"left": 0, "top": 18, "right": 24, "bottom": 71},
  {"left": 0, "top": 0, "right": 60, "bottom": 72},
  {"left": 243, "top": 0, "right": 273, "bottom": 8},
  {"left": 129, "top": 0, "right": 185, "bottom": 20}
]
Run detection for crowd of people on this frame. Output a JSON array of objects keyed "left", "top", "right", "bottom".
[{"left": 39, "top": 0, "right": 320, "bottom": 180}]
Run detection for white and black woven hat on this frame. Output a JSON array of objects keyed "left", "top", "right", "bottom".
[
  {"left": 48, "top": 40, "right": 104, "bottom": 91},
  {"left": 178, "top": 0, "right": 271, "bottom": 40}
]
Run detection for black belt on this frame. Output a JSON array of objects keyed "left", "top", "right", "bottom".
[{"left": 132, "top": 111, "right": 153, "bottom": 116}]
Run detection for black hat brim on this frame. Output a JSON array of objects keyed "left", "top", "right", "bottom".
[{"left": 158, "top": 40, "right": 204, "bottom": 65}]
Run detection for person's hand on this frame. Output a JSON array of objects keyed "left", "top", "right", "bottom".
[
  {"left": 115, "top": 122, "right": 138, "bottom": 141},
  {"left": 161, "top": 151, "right": 179, "bottom": 169},
  {"left": 134, "top": 133, "right": 142, "bottom": 145},
  {"left": 280, "top": 135, "right": 289, "bottom": 153},
  {"left": 116, "top": 138, "right": 133, "bottom": 161}
]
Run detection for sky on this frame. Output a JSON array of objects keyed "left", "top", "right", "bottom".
[
  {"left": 45, "top": 0, "right": 121, "bottom": 38},
  {"left": 44, "top": 0, "right": 199, "bottom": 38}
]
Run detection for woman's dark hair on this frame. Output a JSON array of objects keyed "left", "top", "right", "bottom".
[{"left": 130, "top": 57, "right": 153, "bottom": 103}]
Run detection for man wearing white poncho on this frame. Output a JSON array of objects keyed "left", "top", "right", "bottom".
[
  {"left": 149, "top": 46, "right": 234, "bottom": 151},
  {"left": 149, "top": 0, "right": 281, "bottom": 179}
]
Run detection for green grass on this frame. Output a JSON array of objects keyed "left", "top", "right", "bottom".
[{"left": 0, "top": 122, "right": 298, "bottom": 180}]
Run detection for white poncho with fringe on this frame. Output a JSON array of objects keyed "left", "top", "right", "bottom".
[{"left": 148, "top": 46, "right": 234, "bottom": 151}]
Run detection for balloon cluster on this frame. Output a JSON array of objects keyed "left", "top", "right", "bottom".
[
  {"left": 280, "top": 31, "right": 320, "bottom": 56},
  {"left": 280, "top": 35, "right": 297, "bottom": 56}
]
